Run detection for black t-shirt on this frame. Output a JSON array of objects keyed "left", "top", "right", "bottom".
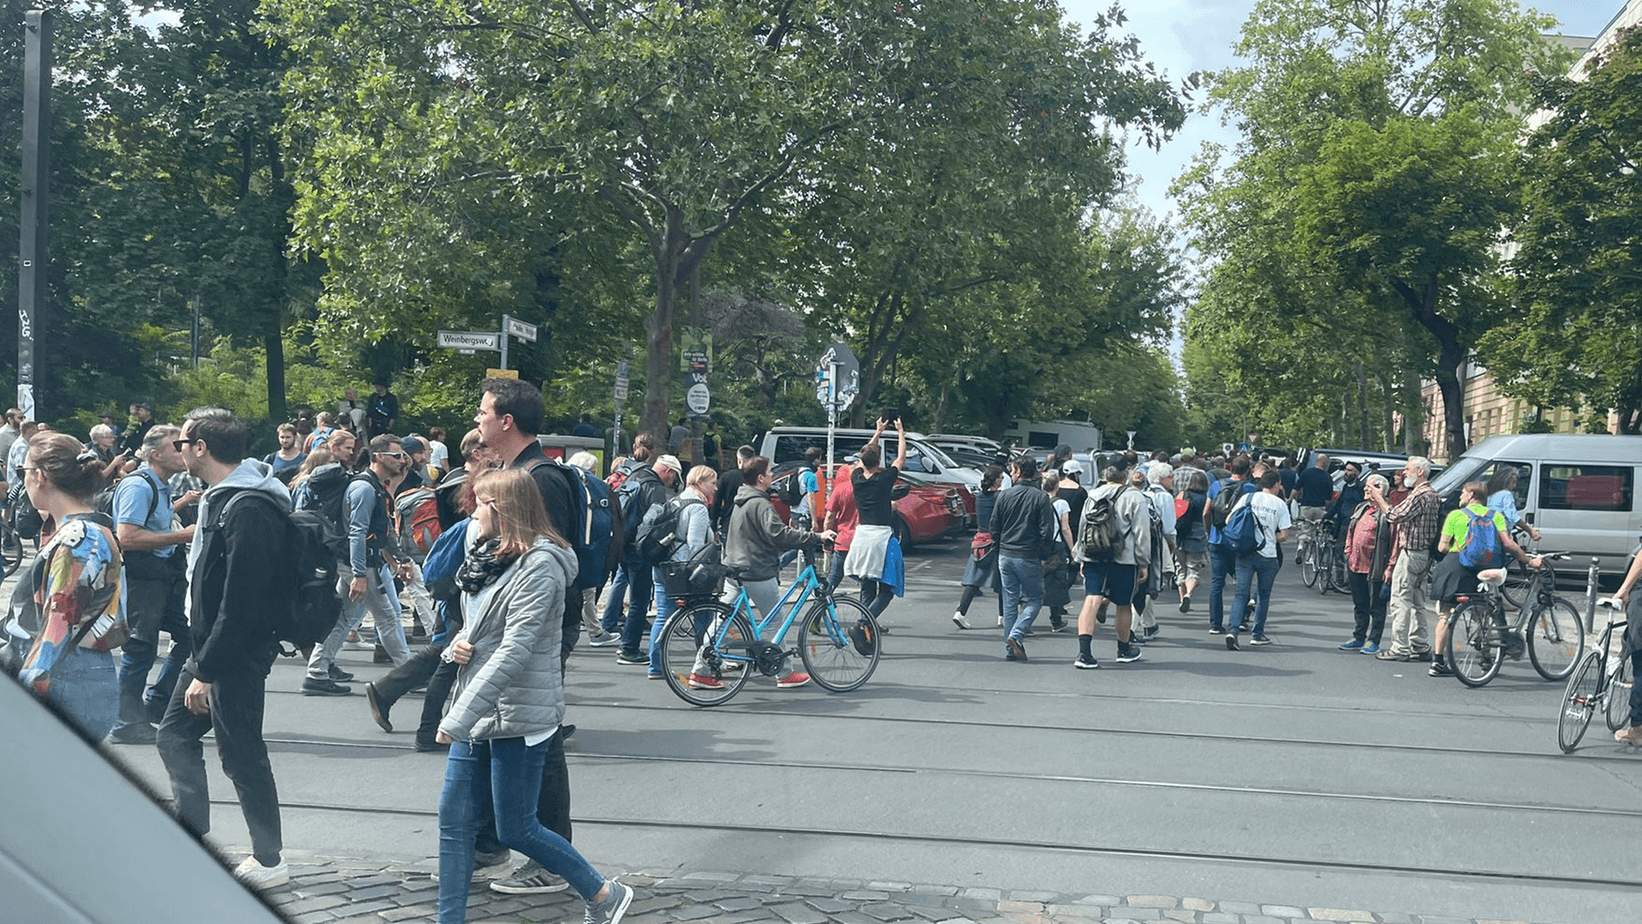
[
  {"left": 509, "top": 443, "right": 577, "bottom": 540},
  {"left": 714, "top": 467, "right": 744, "bottom": 535},
  {"left": 1058, "top": 483, "right": 1088, "bottom": 533},
  {"left": 852, "top": 465, "right": 898, "bottom": 527},
  {"left": 1297, "top": 467, "right": 1334, "bottom": 507}
]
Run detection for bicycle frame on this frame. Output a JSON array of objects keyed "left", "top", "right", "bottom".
[{"left": 703, "top": 550, "right": 833, "bottom": 664}]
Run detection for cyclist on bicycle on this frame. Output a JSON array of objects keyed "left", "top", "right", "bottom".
[
  {"left": 1612, "top": 539, "right": 1642, "bottom": 745},
  {"left": 1429, "top": 481, "right": 1542, "bottom": 677}
]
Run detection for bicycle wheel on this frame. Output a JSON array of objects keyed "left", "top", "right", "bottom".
[
  {"left": 1558, "top": 651, "right": 1602, "bottom": 753},
  {"left": 1299, "top": 538, "right": 1319, "bottom": 588},
  {"left": 0, "top": 523, "right": 22, "bottom": 577},
  {"left": 798, "top": 595, "right": 881, "bottom": 693},
  {"left": 1317, "top": 543, "right": 1338, "bottom": 594},
  {"left": 1500, "top": 558, "right": 1550, "bottom": 610},
  {"left": 1446, "top": 602, "right": 1503, "bottom": 688},
  {"left": 1606, "top": 654, "right": 1635, "bottom": 732},
  {"left": 1527, "top": 596, "right": 1584, "bottom": 681},
  {"left": 659, "top": 602, "right": 754, "bottom": 707}
]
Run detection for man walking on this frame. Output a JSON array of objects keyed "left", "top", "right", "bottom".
[
  {"left": 366, "top": 379, "right": 399, "bottom": 440},
  {"left": 618, "top": 453, "right": 681, "bottom": 665},
  {"left": 106, "top": 424, "right": 196, "bottom": 745},
  {"left": 1204, "top": 455, "right": 1254, "bottom": 635},
  {"left": 1373, "top": 457, "right": 1442, "bottom": 663},
  {"left": 303, "top": 435, "right": 416, "bottom": 694},
  {"left": 1295, "top": 453, "right": 1333, "bottom": 563},
  {"left": 1075, "top": 463, "right": 1153, "bottom": 668},
  {"left": 990, "top": 456, "right": 1057, "bottom": 662},
  {"left": 602, "top": 433, "right": 667, "bottom": 643},
  {"left": 156, "top": 407, "right": 290, "bottom": 888}
]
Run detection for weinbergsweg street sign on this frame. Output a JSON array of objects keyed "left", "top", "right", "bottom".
[{"left": 437, "top": 330, "right": 501, "bottom": 352}]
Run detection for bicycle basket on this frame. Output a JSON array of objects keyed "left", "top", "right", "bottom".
[{"left": 660, "top": 559, "right": 725, "bottom": 598}]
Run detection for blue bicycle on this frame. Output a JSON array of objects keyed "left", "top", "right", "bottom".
[{"left": 659, "top": 547, "right": 881, "bottom": 706}]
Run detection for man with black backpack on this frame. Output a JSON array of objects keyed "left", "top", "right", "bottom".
[
  {"left": 1203, "top": 455, "right": 1256, "bottom": 636},
  {"left": 302, "top": 434, "right": 415, "bottom": 695},
  {"left": 615, "top": 451, "right": 680, "bottom": 665},
  {"left": 156, "top": 407, "right": 291, "bottom": 889},
  {"left": 602, "top": 433, "right": 670, "bottom": 650},
  {"left": 106, "top": 424, "right": 196, "bottom": 746},
  {"left": 1074, "top": 463, "right": 1153, "bottom": 669}
]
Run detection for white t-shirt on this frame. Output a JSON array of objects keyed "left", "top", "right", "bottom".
[
  {"left": 428, "top": 439, "right": 450, "bottom": 473},
  {"left": 1239, "top": 490, "right": 1293, "bottom": 559}
]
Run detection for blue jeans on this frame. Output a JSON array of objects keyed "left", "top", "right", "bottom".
[
  {"left": 1206, "top": 545, "right": 1236, "bottom": 631},
  {"left": 998, "top": 555, "right": 1043, "bottom": 650},
  {"left": 438, "top": 736, "right": 603, "bottom": 923},
  {"left": 1230, "top": 553, "right": 1280, "bottom": 637},
  {"left": 47, "top": 648, "right": 119, "bottom": 741},
  {"left": 605, "top": 559, "right": 653, "bottom": 640},
  {"left": 647, "top": 568, "right": 678, "bottom": 676},
  {"left": 825, "top": 549, "right": 847, "bottom": 593}
]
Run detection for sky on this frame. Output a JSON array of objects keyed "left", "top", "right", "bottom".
[{"left": 1056, "top": 0, "right": 1626, "bottom": 223}]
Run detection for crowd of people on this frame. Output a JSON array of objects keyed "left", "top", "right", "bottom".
[{"left": 6, "top": 395, "right": 1642, "bottom": 923}]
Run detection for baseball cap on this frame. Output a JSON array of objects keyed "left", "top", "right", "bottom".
[
  {"left": 400, "top": 436, "right": 426, "bottom": 454},
  {"left": 655, "top": 454, "right": 682, "bottom": 477},
  {"left": 1061, "top": 460, "right": 1082, "bottom": 476}
]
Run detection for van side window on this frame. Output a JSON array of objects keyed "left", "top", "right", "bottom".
[
  {"left": 1539, "top": 464, "right": 1634, "bottom": 512},
  {"left": 1482, "top": 461, "right": 1531, "bottom": 509}
]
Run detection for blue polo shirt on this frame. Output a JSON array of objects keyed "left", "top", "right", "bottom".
[{"left": 111, "top": 465, "right": 175, "bottom": 558}]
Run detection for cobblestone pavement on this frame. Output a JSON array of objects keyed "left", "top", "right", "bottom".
[{"left": 261, "top": 851, "right": 1542, "bottom": 924}]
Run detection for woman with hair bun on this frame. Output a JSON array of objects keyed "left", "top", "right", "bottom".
[{"left": 3, "top": 432, "right": 126, "bottom": 738}]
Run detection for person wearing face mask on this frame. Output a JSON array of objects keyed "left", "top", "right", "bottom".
[
  {"left": 303, "top": 434, "right": 417, "bottom": 694},
  {"left": 1369, "top": 457, "right": 1442, "bottom": 663}
]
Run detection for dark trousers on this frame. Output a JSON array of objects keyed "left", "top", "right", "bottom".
[
  {"left": 115, "top": 575, "right": 191, "bottom": 729},
  {"left": 860, "top": 578, "right": 895, "bottom": 617},
  {"left": 1348, "top": 571, "right": 1387, "bottom": 644},
  {"left": 375, "top": 643, "right": 448, "bottom": 745},
  {"left": 1206, "top": 545, "right": 1236, "bottom": 631},
  {"left": 156, "top": 664, "right": 283, "bottom": 866}
]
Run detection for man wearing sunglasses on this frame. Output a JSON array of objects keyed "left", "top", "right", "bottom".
[{"left": 303, "top": 434, "right": 416, "bottom": 694}]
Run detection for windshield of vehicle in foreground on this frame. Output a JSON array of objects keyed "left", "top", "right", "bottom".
[{"left": 1429, "top": 455, "right": 1488, "bottom": 496}]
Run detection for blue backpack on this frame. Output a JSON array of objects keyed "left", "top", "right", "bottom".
[
  {"left": 529, "top": 459, "right": 623, "bottom": 591},
  {"left": 1222, "top": 494, "right": 1264, "bottom": 555},
  {"left": 1456, "top": 508, "right": 1502, "bottom": 569}
]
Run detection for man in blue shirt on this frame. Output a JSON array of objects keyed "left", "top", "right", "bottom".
[
  {"left": 1295, "top": 454, "right": 1335, "bottom": 564},
  {"left": 106, "top": 424, "right": 198, "bottom": 745}
]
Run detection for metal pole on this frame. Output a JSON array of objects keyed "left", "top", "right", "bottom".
[
  {"left": 499, "top": 314, "right": 510, "bottom": 371},
  {"left": 191, "top": 295, "right": 201, "bottom": 367},
  {"left": 825, "top": 362, "right": 838, "bottom": 500},
  {"left": 18, "top": 10, "right": 53, "bottom": 420}
]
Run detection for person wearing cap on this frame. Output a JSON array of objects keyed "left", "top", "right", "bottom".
[
  {"left": 1055, "top": 460, "right": 1088, "bottom": 589},
  {"left": 121, "top": 401, "right": 157, "bottom": 455},
  {"left": 613, "top": 444, "right": 680, "bottom": 665},
  {"left": 367, "top": 379, "right": 399, "bottom": 440},
  {"left": 399, "top": 435, "right": 431, "bottom": 493}
]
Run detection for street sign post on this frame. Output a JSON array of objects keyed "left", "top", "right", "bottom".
[
  {"left": 816, "top": 343, "right": 860, "bottom": 499},
  {"left": 613, "top": 359, "right": 630, "bottom": 455},
  {"left": 505, "top": 316, "right": 538, "bottom": 342}
]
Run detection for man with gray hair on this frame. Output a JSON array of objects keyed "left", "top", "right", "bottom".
[
  {"left": 1370, "top": 457, "right": 1442, "bottom": 662},
  {"left": 106, "top": 424, "right": 198, "bottom": 744}
]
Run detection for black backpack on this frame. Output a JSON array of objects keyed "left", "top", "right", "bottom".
[
  {"left": 777, "top": 469, "right": 807, "bottom": 509},
  {"left": 1208, "top": 479, "right": 1242, "bottom": 532},
  {"left": 1080, "top": 485, "right": 1127, "bottom": 562},
  {"left": 526, "top": 458, "right": 623, "bottom": 591},
  {"left": 633, "top": 495, "right": 703, "bottom": 565},
  {"left": 296, "top": 463, "right": 354, "bottom": 561},
  {"left": 211, "top": 490, "right": 343, "bottom": 655}
]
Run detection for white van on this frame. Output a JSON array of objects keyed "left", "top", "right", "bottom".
[
  {"left": 758, "top": 426, "right": 981, "bottom": 490},
  {"left": 1002, "top": 418, "right": 1103, "bottom": 452},
  {"left": 1428, "top": 434, "right": 1642, "bottom": 574}
]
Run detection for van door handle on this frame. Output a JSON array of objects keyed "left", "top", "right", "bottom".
[{"left": 1524, "top": 512, "right": 1535, "bottom": 524}]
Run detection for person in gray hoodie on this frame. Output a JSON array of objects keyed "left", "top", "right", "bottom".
[
  {"left": 156, "top": 407, "right": 292, "bottom": 889},
  {"left": 433, "top": 468, "right": 633, "bottom": 924}
]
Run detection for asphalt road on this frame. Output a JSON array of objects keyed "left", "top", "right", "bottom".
[{"left": 83, "top": 539, "right": 1642, "bottom": 923}]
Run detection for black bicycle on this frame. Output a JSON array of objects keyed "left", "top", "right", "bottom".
[
  {"left": 1557, "top": 597, "right": 1632, "bottom": 753},
  {"left": 1443, "top": 552, "right": 1584, "bottom": 688},
  {"left": 0, "top": 501, "right": 27, "bottom": 578},
  {"left": 1299, "top": 520, "right": 1345, "bottom": 595}
]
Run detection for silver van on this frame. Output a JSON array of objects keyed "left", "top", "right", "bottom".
[{"left": 1428, "top": 434, "right": 1642, "bottom": 574}]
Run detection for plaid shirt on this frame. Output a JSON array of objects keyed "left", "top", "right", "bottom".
[{"left": 1386, "top": 482, "right": 1441, "bottom": 553}]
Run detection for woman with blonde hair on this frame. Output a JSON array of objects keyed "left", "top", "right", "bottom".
[
  {"left": 3, "top": 433, "right": 126, "bottom": 738},
  {"left": 434, "top": 468, "right": 633, "bottom": 924}
]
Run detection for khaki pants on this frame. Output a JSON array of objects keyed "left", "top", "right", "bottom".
[{"left": 1387, "top": 550, "right": 1432, "bottom": 656}]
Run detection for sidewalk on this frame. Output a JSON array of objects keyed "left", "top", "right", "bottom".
[{"left": 261, "top": 851, "right": 1536, "bottom": 924}]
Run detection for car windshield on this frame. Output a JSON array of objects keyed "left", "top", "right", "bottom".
[{"left": 1429, "top": 455, "right": 1488, "bottom": 497}]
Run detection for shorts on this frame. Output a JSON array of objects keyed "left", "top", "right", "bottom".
[
  {"left": 1177, "top": 549, "right": 1209, "bottom": 586},
  {"left": 1083, "top": 560, "right": 1136, "bottom": 602}
]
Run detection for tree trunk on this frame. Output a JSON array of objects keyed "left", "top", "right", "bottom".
[
  {"left": 1355, "top": 365, "right": 1371, "bottom": 448},
  {"left": 1389, "top": 273, "right": 1468, "bottom": 460},
  {"left": 266, "top": 134, "right": 290, "bottom": 425}
]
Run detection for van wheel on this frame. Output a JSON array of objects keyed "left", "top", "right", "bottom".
[{"left": 892, "top": 516, "right": 914, "bottom": 551}]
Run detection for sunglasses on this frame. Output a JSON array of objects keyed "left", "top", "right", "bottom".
[
  {"left": 378, "top": 450, "right": 407, "bottom": 459},
  {"left": 172, "top": 439, "right": 199, "bottom": 451}
]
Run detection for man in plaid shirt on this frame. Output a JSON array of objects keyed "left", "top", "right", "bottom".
[{"left": 1370, "top": 457, "right": 1442, "bottom": 661}]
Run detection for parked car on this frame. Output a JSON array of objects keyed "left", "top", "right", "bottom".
[
  {"left": 768, "top": 464, "right": 966, "bottom": 550},
  {"left": 1429, "top": 434, "right": 1642, "bottom": 576},
  {"left": 758, "top": 425, "right": 982, "bottom": 496}
]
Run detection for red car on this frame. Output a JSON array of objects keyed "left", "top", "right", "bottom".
[{"left": 768, "top": 464, "right": 966, "bottom": 550}]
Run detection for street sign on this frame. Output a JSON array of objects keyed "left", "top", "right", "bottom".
[
  {"left": 614, "top": 384, "right": 629, "bottom": 401},
  {"left": 438, "top": 330, "right": 501, "bottom": 351},
  {"left": 505, "top": 317, "right": 538, "bottom": 342},
  {"left": 816, "top": 343, "right": 860, "bottom": 413},
  {"left": 686, "top": 381, "right": 711, "bottom": 415}
]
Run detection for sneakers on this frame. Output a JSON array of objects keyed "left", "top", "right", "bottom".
[
  {"left": 1361, "top": 641, "right": 1382, "bottom": 655},
  {"left": 585, "top": 877, "right": 634, "bottom": 924},
  {"left": 615, "top": 651, "right": 647, "bottom": 666},
  {"left": 951, "top": 610, "right": 973, "bottom": 630},
  {"left": 1250, "top": 635, "right": 1272, "bottom": 646},
  {"left": 1429, "top": 659, "right": 1453, "bottom": 677},
  {"left": 775, "top": 672, "right": 811, "bottom": 689},
  {"left": 302, "top": 677, "right": 353, "bottom": 696},
  {"left": 1614, "top": 725, "right": 1642, "bottom": 745},
  {"left": 1224, "top": 633, "right": 1240, "bottom": 651},
  {"left": 1338, "top": 639, "right": 1365, "bottom": 651},
  {"left": 1178, "top": 595, "right": 1191, "bottom": 613},
  {"left": 1006, "top": 636, "right": 1027, "bottom": 663},
  {"left": 1074, "top": 654, "right": 1101, "bottom": 670},
  {"left": 1375, "top": 649, "right": 1409, "bottom": 661},
  {"left": 587, "top": 630, "right": 620, "bottom": 647},
  {"left": 491, "top": 858, "right": 572, "bottom": 895},
  {"left": 1048, "top": 618, "right": 1067, "bottom": 633},
  {"left": 232, "top": 856, "right": 290, "bottom": 889},
  {"left": 104, "top": 722, "right": 158, "bottom": 745},
  {"left": 373, "top": 644, "right": 392, "bottom": 664},
  {"left": 366, "top": 682, "right": 393, "bottom": 732},
  {"left": 1408, "top": 650, "right": 1433, "bottom": 662},
  {"left": 328, "top": 664, "right": 356, "bottom": 682},
  {"left": 1208, "top": 626, "right": 1225, "bottom": 636},
  {"left": 1142, "top": 625, "right": 1160, "bottom": 641},
  {"left": 1115, "top": 641, "right": 1143, "bottom": 663},
  {"left": 687, "top": 673, "right": 725, "bottom": 690}
]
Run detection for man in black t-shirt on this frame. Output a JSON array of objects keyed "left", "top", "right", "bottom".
[
  {"left": 845, "top": 419, "right": 907, "bottom": 620},
  {"left": 1295, "top": 454, "right": 1334, "bottom": 563}
]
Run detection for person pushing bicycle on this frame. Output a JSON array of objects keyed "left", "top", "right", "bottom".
[
  {"left": 1610, "top": 539, "right": 1642, "bottom": 745},
  {"left": 1429, "top": 481, "right": 1542, "bottom": 678}
]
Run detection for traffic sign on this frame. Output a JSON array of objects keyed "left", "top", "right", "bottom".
[
  {"left": 438, "top": 330, "right": 501, "bottom": 351},
  {"left": 505, "top": 317, "right": 538, "bottom": 342},
  {"left": 816, "top": 343, "right": 860, "bottom": 412}
]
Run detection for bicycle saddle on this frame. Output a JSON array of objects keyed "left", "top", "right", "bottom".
[{"left": 1477, "top": 569, "right": 1508, "bottom": 587}]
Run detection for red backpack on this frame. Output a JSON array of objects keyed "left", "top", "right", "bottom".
[{"left": 394, "top": 487, "right": 442, "bottom": 563}]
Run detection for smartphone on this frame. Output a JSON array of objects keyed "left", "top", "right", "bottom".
[{"left": 882, "top": 407, "right": 899, "bottom": 424}]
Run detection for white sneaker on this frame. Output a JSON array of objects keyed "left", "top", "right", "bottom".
[
  {"left": 233, "top": 856, "right": 290, "bottom": 889},
  {"left": 951, "top": 611, "right": 973, "bottom": 630},
  {"left": 587, "top": 631, "right": 620, "bottom": 648}
]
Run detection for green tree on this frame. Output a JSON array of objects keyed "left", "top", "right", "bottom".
[
  {"left": 1482, "top": 27, "right": 1642, "bottom": 434},
  {"left": 1178, "top": 0, "right": 1569, "bottom": 458}
]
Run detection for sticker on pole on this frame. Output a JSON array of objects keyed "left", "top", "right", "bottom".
[{"left": 815, "top": 343, "right": 859, "bottom": 413}]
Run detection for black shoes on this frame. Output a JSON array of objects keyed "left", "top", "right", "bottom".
[
  {"left": 329, "top": 664, "right": 355, "bottom": 683},
  {"left": 302, "top": 678, "right": 353, "bottom": 697},
  {"left": 105, "top": 722, "right": 158, "bottom": 745},
  {"left": 366, "top": 682, "right": 393, "bottom": 732}
]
